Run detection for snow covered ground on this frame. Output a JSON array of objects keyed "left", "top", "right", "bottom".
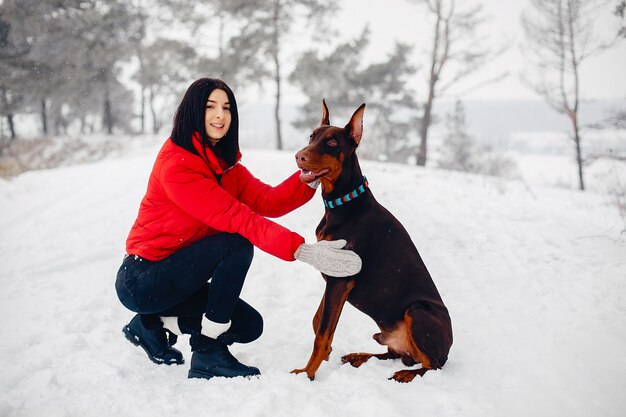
[{"left": 1, "top": 136, "right": 625, "bottom": 417}]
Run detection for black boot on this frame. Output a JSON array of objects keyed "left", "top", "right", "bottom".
[
  {"left": 123, "top": 314, "right": 184, "bottom": 365},
  {"left": 188, "top": 334, "right": 260, "bottom": 380}
]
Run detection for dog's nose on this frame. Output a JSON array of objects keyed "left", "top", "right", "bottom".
[{"left": 295, "top": 150, "right": 307, "bottom": 162}]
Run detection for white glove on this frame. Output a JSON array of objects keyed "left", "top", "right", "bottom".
[{"left": 295, "top": 239, "right": 362, "bottom": 277}]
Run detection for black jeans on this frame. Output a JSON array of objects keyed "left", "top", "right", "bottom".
[{"left": 115, "top": 233, "right": 263, "bottom": 343}]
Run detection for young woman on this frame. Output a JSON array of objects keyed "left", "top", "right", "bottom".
[{"left": 115, "top": 78, "right": 361, "bottom": 380}]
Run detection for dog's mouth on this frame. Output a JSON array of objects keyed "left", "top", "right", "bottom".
[{"left": 299, "top": 166, "right": 330, "bottom": 183}]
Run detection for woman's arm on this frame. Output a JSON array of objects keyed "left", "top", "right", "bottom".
[
  {"left": 160, "top": 155, "right": 304, "bottom": 261},
  {"left": 233, "top": 164, "right": 315, "bottom": 218}
]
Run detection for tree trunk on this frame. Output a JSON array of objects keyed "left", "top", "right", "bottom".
[
  {"left": 104, "top": 94, "right": 113, "bottom": 135},
  {"left": 416, "top": 0, "right": 446, "bottom": 167},
  {"left": 273, "top": 57, "right": 283, "bottom": 150},
  {"left": 570, "top": 112, "right": 585, "bottom": 191},
  {"left": 575, "top": 136, "right": 585, "bottom": 191},
  {"left": 272, "top": 0, "right": 283, "bottom": 150},
  {"left": 137, "top": 46, "right": 145, "bottom": 134},
  {"left": 150, "top": 87, "right": 160, "bottom": 134},
  {"left": 566, "top": 4, "right": 584, "bottom": 191},
  {"left": 417, "top": 89, "right": 435, "bottom": 166},
  {"left": 0, "top": 87, "right": 16, "bottom": 140},
  {"left": 102, "top": 68, "right": 113, "bottom": 135},
  {"left": 218, "top": 10, "right": 225, "bottom": 57},
  {"left": 7, "top": 113, "right": 16, "bottom": 139},
  {"left": 140, "top": 86, "right": 145, "bottom": 134},
  {"left": 41, "top": 98, "right": 48, "bottom": 136}
]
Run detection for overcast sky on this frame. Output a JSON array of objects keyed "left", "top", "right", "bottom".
[{"left": 293, "top": 0, "right": 626, "bottom": 102}]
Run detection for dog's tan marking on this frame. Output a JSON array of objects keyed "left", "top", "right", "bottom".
[
  {"left": 318, "top": 153, "right": 343, "bottom": 194},
  {"left": 404, "top": 309, "right": 432, "bottom": 370},
  {"left": 375, "top": 322, "right": 413, "bottom": 357}
]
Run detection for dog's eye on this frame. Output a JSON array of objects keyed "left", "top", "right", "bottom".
[{"left": 327, "top": 139, "right": 338, "bottom": 147}]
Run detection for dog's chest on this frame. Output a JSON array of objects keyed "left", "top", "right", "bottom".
[{"left": 315, "top": 212, "right": 364, "bottom": 247}]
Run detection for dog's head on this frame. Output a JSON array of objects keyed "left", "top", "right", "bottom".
[{"left": 295, "top": 100, "right": 366, "bottom": 194}]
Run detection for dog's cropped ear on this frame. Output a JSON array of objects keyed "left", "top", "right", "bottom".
[
  {"left": 346, "top": 103, "right": 366, "bottom": 145},
  {"left": 320, "top": 99, "right": 330, "bottom": 126}
]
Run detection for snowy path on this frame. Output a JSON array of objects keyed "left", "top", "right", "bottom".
[{"left": 1, "top": 143, "right": 625, "bottom": 417}]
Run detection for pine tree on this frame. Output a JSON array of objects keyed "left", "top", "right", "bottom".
[
  {"left": 438, "top": 100, "right": 518, "bottom": 178},
  {"left": 289, "top": 29, "right": 417, "bottom": 160},
  {"left": 616, "top": 0, "right": 626, "bottom": 38},
  {"left": 438, "top": 100, "right": 476, "bottom": 172},
  {"left": 134, "top": 39, "right": 198, "bottom": 134},
  {"left": 0, "top": 0, "right": 139, "bottom": 137},
  {"left": 188, "top": 0, "right": 336, "bottom": 150}
]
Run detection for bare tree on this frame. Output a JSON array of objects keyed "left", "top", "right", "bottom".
[
  {"left": 0, "top": 0, "right": 41, "bottom": 141},
  {"left": 171, "top": 0, "right": 269, "bottom": 87},
  {"left": 413, "top": 0, "right": 506, "bottom": 166},
  {"left": 197, "top": 0, "right": 335, "bottom": 150},
  {"left": 409, "top": 0, "right": 505, "bottom": 166},
  {"left": 258, "top": 0, "right": 335, "bottom": 150},
  {"left": 135, "top": 39, "right": 197, "bottom": 134},
  {"left": 1, "top": 0, "right": 139, "bottom": 138},
  {"left": 522, "top": 0, "right": 617, "bottom": 191}
]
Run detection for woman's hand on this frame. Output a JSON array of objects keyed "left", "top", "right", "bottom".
[{"left": 295, "top": 240, "right": 362, "bottom": 277}]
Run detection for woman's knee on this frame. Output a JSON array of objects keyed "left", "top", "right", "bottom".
[
  {"left": 232, "top": 301, "right": 264, "bottom": 344},
  {"left": 227, "top": 234, "right": 254, "bottom": 264},
  {"left": 115, "top": 258, "right": 142, "bottom": 312},
  {"left": 239, "top": 312, "right": 263, "bottom": 344},
  {"left": 247, "top": 309, "right": 264, "bottom": 342}
]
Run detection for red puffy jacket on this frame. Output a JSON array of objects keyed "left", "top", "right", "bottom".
[{"left": 126, "top": 136, "right": 315, "bottom": 261}]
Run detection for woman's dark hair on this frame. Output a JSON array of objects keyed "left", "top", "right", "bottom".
[{"left": 170, "top": 78, "right": 239, "bottom": 167}]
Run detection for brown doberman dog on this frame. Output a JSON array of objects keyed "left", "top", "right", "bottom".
[{"left": 292, "top": 100, "right": 453, "bottom": 383}]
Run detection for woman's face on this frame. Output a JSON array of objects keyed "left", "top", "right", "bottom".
[{"left": 204, "top": 89, "right": 231, "bottom": 145}]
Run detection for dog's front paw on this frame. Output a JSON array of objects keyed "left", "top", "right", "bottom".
[
  {"left": 291, "top": 368, "right": 316, "bottom": 381},
  {"left": 341, "top": 353, "right": 370, "bottom": 368},
  {"left": 389, "top": 368, "right": 428, "bottom": 383}
]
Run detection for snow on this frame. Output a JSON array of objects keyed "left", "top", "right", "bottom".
[{"left": 1, "top": 136, "right": 625, "bottom": 417}]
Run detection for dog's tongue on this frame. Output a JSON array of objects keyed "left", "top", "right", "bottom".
[{"left": 300, "top": 168, "right": 330, "bottom": 183}]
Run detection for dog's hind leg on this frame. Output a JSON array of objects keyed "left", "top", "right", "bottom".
[{"left": 389, "top": 302, "right": 453, "bottom": 383}]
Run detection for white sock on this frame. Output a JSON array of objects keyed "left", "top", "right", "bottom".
[
  {"left": 160, "top": 316, "right": 182, "bottom": 336},
  {"left": 201, "top": 316, "right": 231, "bottom": 339}
]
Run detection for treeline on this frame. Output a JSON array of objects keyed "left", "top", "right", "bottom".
[
  {"left": 1, "top": 1, "right": 140, "bottom": 137},
  {"left": 1, "top": 0, "right": 623, "bottom": 179},
  {"left": 1, "top": 0, "right": 502, "bottom": 166},
  {"left": 0, "top": 0, "right": 347, "bottom": 144}
]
